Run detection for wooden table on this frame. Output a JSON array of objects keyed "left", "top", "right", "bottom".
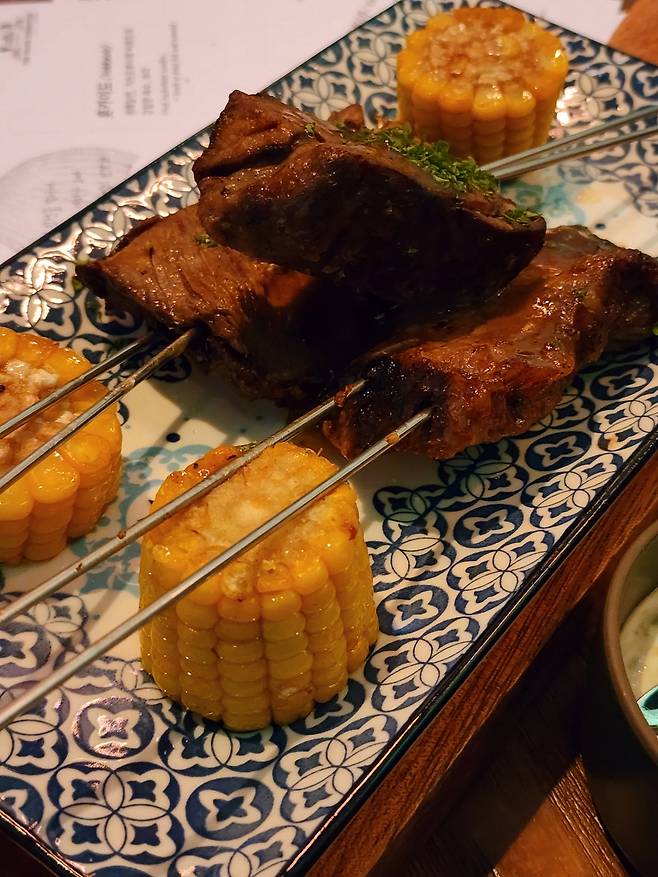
[{"left": 4, "top": 5, "right": 658, "bottom": 877}]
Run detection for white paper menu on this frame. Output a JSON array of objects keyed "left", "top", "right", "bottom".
[{"left": 0, "top": 0, "right": 625, "bottom": 264}]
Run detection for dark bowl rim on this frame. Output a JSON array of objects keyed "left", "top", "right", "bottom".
[{"left": 604, "top": 519, "right": 658, "bottom": 764}]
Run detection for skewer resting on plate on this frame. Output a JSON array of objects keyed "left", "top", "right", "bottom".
[
  {"left": 0, "top": 405, "right": 431, "bottom": 730},
  {"left": 0, "top": 332, "right": 154, "bottom": 442},
  {"left": 2, "top": 104, "right": 655, "bottom": 495},
  {"left": 485, "top": 104, "right": 658, "bottom": 179},
  {"left": 0, "top": 379, "right": 364, "bottom": 626},
  {"left": 0, "top": 328, "right": 195, "bottom": 495},
  {"left": 0, "top": 104, "right": 656, "bottom": 727}
]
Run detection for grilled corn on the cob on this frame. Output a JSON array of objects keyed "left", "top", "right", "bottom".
[
  {"left": 397, "top": 8, "right": 568, "bottom": 163},
  {"left": 140, "top": 443, "right": 378, "bottom": 731},
  {"left": 0, "top": 329, "right": 122, "bottom": 563}
]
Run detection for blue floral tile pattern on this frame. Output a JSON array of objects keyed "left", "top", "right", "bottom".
[{"left": 0, "top": 1, "right": 657, "bottom": 875}]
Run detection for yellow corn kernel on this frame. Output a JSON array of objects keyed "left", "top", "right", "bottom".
[
  {"left": 139, "top": 442, "right": 378, "bottom": 730},
  {"left": 15, "top": 333, "right": 52, "bottom": 366},
  {"left": 221, "top": 659, "right": 268, "bottom": 684},
  {"left": 216, "top": 639, "right": 264, "bottom": 664},
  {"left": 272, "top": 693, "right": 315, "bottom": 726},
  {"left": 288, "top": 552, "right": 329, "bottom": 595},
  {"left": 308, "top": 619, "right": 344, "bottom": 654},
  {"left": 175, "top": 597, "right": 217, "bottom": 630},
  {"left": 313, "top": 641, "right": 348, "bottom": 670},
  {"left": 262, "top": 613, "right": 305, "bottom": 642},
  {"left": 222, "top": 691, "right": 270, "bottom": 714},
  {"left": 178, "top": 625, "right": 216, "bottom": 648},
  {"left": 269, "top": 672, "right": 312, "bottom": 699},
  {"left": 218, "top": 594, "right": 261, "bottom": 623},
  {"left": 215, "top": 617, "right": 261, "bottom": 642},
  {"left": 260, "top": 591, "right": 302, "bottom": 621},
  {"left": 179, "top": 642, "right": 218, "bottom": 665},
  {"left": 0, "top": 479, "right": 34, "bottom": 523},
  {"left": 264, "top": 632, "right": 309, "bottom": 661},
  {"left": 181, "top": 693, "right": 222, "bottom": 721},
  {"left": 305, "top": 600, "right": 341, "bottom": 634},
  {"left": 0, "top": 329, "right": 123, "bottom": 563},
  {"left": 0, "top": 328, "right": 18, "bottom": 362},
  {"left": 397, "top": 7, "right": 568, "bottom": 163},
  {"left": 180, "top": 659, "right": 219, "bottom": 682},
  {"left": 221, "top": 676, "right": 267, "bottom": 698},
  {"left": 312, "top": 662, "right": 348, "bottom": 688}
]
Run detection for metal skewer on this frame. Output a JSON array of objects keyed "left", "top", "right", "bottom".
[
  {"left": 483, "top": 103, "right": 658, "bottom": 173},
  {"left": 0, "top": 380, "right": 364, "bottom": 626},
  {"left": 1, "top": 103, "right": 656, "bottom": 728},
  {"left": 0, "top": 109, "right": 652, "bottom": 489},
  {"left": 0, "top": 332, "right": 154, "bottom": 441},
  {"left": 0, "top": 329, "right": 196, "bottom": 495},
  {"left": 0, "top": 406, "right": 432, "bottom": 730},
  {"left": 489, "top": 121, "right": 658, "bottom": 181}
]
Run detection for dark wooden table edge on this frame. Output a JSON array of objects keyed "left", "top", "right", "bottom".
[{"left": 310, "top": 448, "right": 658, "bottom": 877}]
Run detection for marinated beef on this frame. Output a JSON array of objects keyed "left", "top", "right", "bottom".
[
  {"left": 193, "top": 90, "right": 546, "bottom": 308},
  {"left": 325, "top": 226, "right": 658, "bottom": 459},
  {"left": 76, "top": 205, "right": 375, "bottom": 406}
]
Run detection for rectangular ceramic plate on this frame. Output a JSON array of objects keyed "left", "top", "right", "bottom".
[{"left": 1, "top": 1, "right": 658, "bottom": 875}]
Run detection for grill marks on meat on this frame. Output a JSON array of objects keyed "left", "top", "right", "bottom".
[
  {"left": 325, "top": 226, "right": 658, "bottom": 459},
  {"left": 76, "top": 205, "right": 374, "bottom": 407},
  {"left": 193, "top": 90, "right": 546, "bottom": 308}
]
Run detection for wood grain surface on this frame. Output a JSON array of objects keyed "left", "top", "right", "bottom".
[{"left": 403, "top": 590, "right": 633, "bottom": 877}]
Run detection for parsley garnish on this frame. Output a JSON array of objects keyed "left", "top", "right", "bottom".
[
  {"left": 342, "top": 123, "right": 497, "bottom": 194},
  {"left": 502, "top": 206, "right": 538, "bottom": 225},
  {"left": 194, "top": 233, "right": 219, "bottom": 248},
  {"left": 304, "top": 122, "right": 317, "bottom": 137},
  {"left": 341, "top": 123, "right": 536, "bottom": 224}
]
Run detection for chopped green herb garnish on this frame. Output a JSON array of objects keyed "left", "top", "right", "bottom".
[
  {"left": 340, "top": 123, "right": 537, "bottom": 223},
  {"left": 71, "top": 276, "right": 84, "bottom": 294},
  {"left": 502, "top": 206, "right": 538, "bottom": 225},
  {"left": 194, "top": 233, "right": 219, "bottom": 247},
  {"left": 341, "top": 123, "right": 498, "bottom": 194},
  {"left": 304, "top": 122, "right": 317, "bottom": 137}
]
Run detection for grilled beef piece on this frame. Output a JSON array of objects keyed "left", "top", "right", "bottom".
[
  {"left": 325, "top": 226, "right": 658, "bottom": 459},
  {"left": 193, "top": 91, "right": 546, "bottom": 307},
  {"left": 76, "top": 205, "right": 374, "bottom": 406}
]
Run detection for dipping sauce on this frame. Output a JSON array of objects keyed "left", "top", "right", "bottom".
[{"left": 620, "top": 588, "right": 658, "bottom": 700}]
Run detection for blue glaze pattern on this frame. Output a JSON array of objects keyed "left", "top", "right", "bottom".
[{"left": 0, "top": 1, "right": 657, "bottom": 875}]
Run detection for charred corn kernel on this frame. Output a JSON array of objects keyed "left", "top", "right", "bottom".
[
  {"left": 0, "top": 330, "right": 122, "bottom": 562},
  {"left": 140, "top": 442, "right": 378, "bottom": 730},
  {"left": 397, "top": 7, "right": 568, "bottom": 163}
]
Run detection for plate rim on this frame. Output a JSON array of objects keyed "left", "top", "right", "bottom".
[{"left": 1, "top": 1, "right": 657, "bottom": 875}]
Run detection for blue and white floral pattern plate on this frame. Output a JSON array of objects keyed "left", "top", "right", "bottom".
[{"left": 1, "top": 1, "right": 658, "bottom": 875}]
